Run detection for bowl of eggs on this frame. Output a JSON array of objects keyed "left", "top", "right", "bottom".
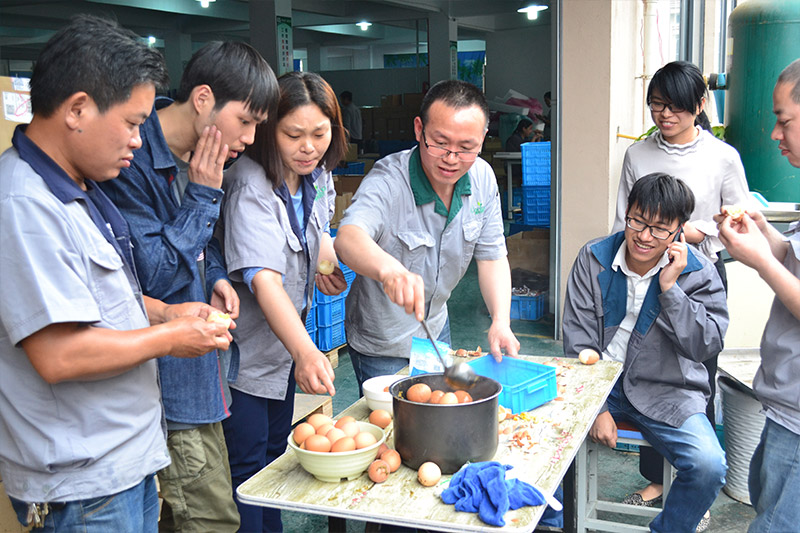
[
  {"left": 362, "top": 374, "right": 405, "bottom": 414},
  {"left": 288, "top": 414, "right": 386, "bottom": 483}
]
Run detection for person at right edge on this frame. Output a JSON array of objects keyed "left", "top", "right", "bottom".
[
  {"left": 611, "top": 61, "right": 749, "bottom": 531},
  {"left": 716, "top": 58, "right": 800, "bottom": 533}
]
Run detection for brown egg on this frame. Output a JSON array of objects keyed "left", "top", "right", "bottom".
[
  {"left": 293, "top": 423, "right": 316, "bottom": 445},
  {"left": 334, "top": 416, "right": 356, "bottom": 429},
  {"left": 326, "top": 427, "right": 346, "bottom": 445},
  {"left": 418, "top": 462, "right": 441, "bottom": 486},
  {"left": 454, "top": 390, "right": 473, "bottom": 404},
  {"left": 340, "top": 421, "right": 359, "bottom": 438},
  {"left": 439, "top": 392, "right": 458, "bottom": 405},
  {"left": 354, "top": 432, "right": 378, "bottom": 449},
  {"left": 380, "top": 449, "right": 401, "bottom": 472},
  {"left": 369, "top": 409, "right": 392, "bottom": 429},
  {"left": 578, "top": 348, "right": 600, "bottom": 365},
  {"left": 304, "top": 434, "right": 332, "bottom": 453},
  {"left": 406, "top": 383, "right": 432, "bottom": 403},
  {"left": 429, "top": 390, "right": 445, "bottom": 404},
  {"left": 368, "top": 459, "right": 390, "bottom": 483},
  {"left": 316, "top": 423, "right": 334, "bottom": 436},
  {"left": 307, "top": 413, "right": 333, "bottom": 430},
  {"left": 330, "top": 436, "right": 356, "bottom": 453},
  {"left": 377, "top": 443, "right": 390, "bottom": 457}
]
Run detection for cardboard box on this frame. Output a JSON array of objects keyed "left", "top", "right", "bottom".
[
  {"left": 0, "top": 76, "right": 32, "bottom": 153},
  {"left": 355, "top": 158, "right": 375, "bottom": 175},
  {"left": 360, "top": 107, "right": 374, "bottom": 140},
  {"left": 483, "top": 136, "right": 503, "bottom": 152},
  {"left": 0, "top": 480, "right": 26, "bottom": 532},
  {"left": 380, "top": 94, "right": 402, "bottom": 107},
  {"left": 506, "top": 229, "right": 549, "bottom": 275},
  {"left": 331, "top": 192, "right": 353, "bottom": 227},
  {"left": 403, "top": 92, "right": 424, "bottom": 111},
  {"left": 334, "top": 175, "right": 364, "bottom": 195},
  {"left": 344, "top": 143, "right": 358, "bottom": 162}
]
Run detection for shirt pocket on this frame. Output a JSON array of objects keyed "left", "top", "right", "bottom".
[
  {"left": 87, "top": 244, "right": 133, "bottom": 326},
  {"left": 395, "top": 230, "right": 435, "bottom": 274},
  {"left": 461, "top": 218, "right": 482, "bottom": 269}
]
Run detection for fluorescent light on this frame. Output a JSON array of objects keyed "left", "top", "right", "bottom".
[
  {"left": 518, "top": 5, "right": 548, "bottom": 20},
  {"left": 198, "top": 0, "right": 215, "bottom": 7},
  {"left": 356, "top": 21, "right": 372, "bottom": 31},
  {"left": 147, "top": 36, "right": 156, "bottom": 45}
]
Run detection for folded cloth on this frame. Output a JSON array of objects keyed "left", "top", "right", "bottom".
[{"left": 440, "top": 461, "right": 546, "bottom": 526}]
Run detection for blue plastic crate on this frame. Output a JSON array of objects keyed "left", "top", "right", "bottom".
[
  {"left": 510, "top": 291, "right": 547, "bottom": 321},
  {"left": 316, "top": 298, "right": 345, "bottom": 326},
  {"left": 500, "top": 187, "right": 523, "bottom": 214},
  {"left": 316, "top": 321, "right": 346, "bottom": 351},
  {"left": 521, "top": 185, "right": 550, "bottom": 227},
  {"left": 467, "top": 355, "right": 557, "bottom": 414},
  {"left": 521, "top": 142, "right": 551, "bottom": 186},
  {"left": 332, "top": 162, "right": 365, "bottom": 175},
  {"left": 304, "top": 306, "right": 316, "bottom": 333}
]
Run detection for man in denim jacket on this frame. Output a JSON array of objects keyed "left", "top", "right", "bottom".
[
  {"left": 99, "top": 42, "right": 277, "bottom": 531},
  {"left": 563, "top": 173, "right": 728, "bottom": 532}
]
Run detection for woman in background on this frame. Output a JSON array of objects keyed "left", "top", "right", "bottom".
[
  {"left": 612, "top": 60, "right": 749, "bottom": 532},
  {"left": 219, "top": 71, "right": 348, "bottom": 532},
  {"left": 505, "top": 116, "right": 536, "bottom": 151}
]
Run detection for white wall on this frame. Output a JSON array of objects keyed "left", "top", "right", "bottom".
[
  {"left": 485, "top": 25, "right": 551, "bottom": 104},
  {"left": 318, "top": 68, "right": 428, "bottom": 107}
]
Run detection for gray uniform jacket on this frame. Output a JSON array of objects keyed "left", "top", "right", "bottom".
[{"left": 562, "top": 232, "right": 729, "bottom": 427}]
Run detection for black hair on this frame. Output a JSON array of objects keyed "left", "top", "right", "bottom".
[
  {"left": 513, "top": 116, "right": 534, "bottom": 134},
  {"left": 176, "top": 41, "right": 278, "bottom": 118},
  {"left": 419, "top": 80, "right": 489, "bottom": 128},
  {"left": 544, "top": 91, "right": 551, "bottom": 100},
  {"left": 626, "top": 172, "right": 695, "bottom": 225},
  {"left": 648, "top": 61, "right": 711, "bottom": 132},
  {"left": 777, "top": 59, "right": 800, "bottom": 105},
  {"left": 29, "top": 14, "right": 168, "bottom": 118},
  {"left": 340, "top": 91, "right": 353, "bottom": 101},
  {"left": 248, "top": 71, "right": 347, "bottom": 189}
]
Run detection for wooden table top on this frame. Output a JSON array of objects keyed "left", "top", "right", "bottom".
[{"left": 237, "top": 355, "right": 622, "bottom": 532}]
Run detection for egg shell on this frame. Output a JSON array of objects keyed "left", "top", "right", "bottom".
[
  {"left": 307, "top": 413, "right": 333, "bottom": 430},
  {"left": 316, "top": 423, "right": 334, "bottom": 436},
  {"left": 293, "top": 423, "right": 316, "bottom": 445},
  {"left": 326, "top": 427, "right": 346, "bottom": 444},
  {"left": 439, "top": 392, "right": 458, "bottom": 405},
  {"left": 334, "top": 416, "right": 356, "bottom": 429},
  {"left": 304, "top": 434, "right": 332, "bottom": 453},
  {"left": 318, "top": 260, "right": 335, "bottom": 275},
  {"left": 354, "top": 431, "right": 378, "bottom": 449},
  {"left": 330, "top": 436, "right": 356, "bottom": 453},
  {"left": 407, "top": 383, "right": 432, "bottom": 403},
  {"left": 578, "top": 348, "right": 600, "bottom": 365},
  {"left": 368, "top": 409, "right": 392, "bottom": 429}
]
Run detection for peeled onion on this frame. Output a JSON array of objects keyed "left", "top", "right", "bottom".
[{"left": 318, "top": 260, "right": 335, "bottom": 275}]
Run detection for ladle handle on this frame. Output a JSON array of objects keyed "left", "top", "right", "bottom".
[{"left": 419, "top": 319, "right": 446, "bottom": 367}]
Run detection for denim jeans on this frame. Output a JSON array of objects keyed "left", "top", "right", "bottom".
[
  {"left": 349, "top": 317, "right": 451, "bottom": 395},
  {"left": 223, "top": 370, "right": 296, "bottom": 533},
  {"left": 10, "top": 474, "right": 158, "bottom": 533},
  {"left": 748, "top": 418, "right": 800, "bottom": 532},
  {"left": 606, "top": 381, "right": 727, "bottom": 533}
]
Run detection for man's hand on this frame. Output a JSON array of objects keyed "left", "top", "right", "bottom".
[
  {"left": 380, "top": 268, "right": 426, "bottom": 321},
  {"left": 188, "top": 125, "right": 228, "bottom": 189},
  {"left": 211, "top": 279, "right": 240, "bottom": 319},
  {"left": 167, "top": 316, "right": 232, "bottom": 358},
  {"left": 294, "top": 349, "right": 336, "bottom": 396},
  {"left": 316, "top": 268, "right": 347, "bottom": 296},
  {"left": 718, "top": 214, "right": 775, "bottom": 270},
  {"left": 589, "top": 411, "right": 618, "bottom": 448},
  {"left": 487, "top": 321, "right": 520, "bottom": 362},
  {"left": 659, "top": 232, "right": 688, "bottom": 292}
]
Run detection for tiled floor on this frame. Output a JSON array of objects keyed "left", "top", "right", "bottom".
[{"left": 278, "top": 260, "right": 756, "bottom": 532}]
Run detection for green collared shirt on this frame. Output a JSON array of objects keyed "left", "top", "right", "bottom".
[{"left": 408, "top": 148, "right": 471, "bottom": 227}]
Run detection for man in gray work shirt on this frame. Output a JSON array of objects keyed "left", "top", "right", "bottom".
[{"left": 335, "top": 80, "right": 520, "bottom": 390}]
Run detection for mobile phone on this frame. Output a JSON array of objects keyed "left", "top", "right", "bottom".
[{"left": 669, "top": 226, "right": 683, "bottom": 263}]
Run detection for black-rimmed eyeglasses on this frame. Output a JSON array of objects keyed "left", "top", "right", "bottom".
[
  {"left": 647, "top": 101, "right": 687, "bottom": 114},
  {"left": 625, "top": 217, "right": 680, "bottom": 240},
  {"left": 421, "top": 127, "right": 481, "bottom": 162}
]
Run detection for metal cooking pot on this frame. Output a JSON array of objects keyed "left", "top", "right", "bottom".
[{"left": 390, "top": 373, "right": 501, "bottom": 474}]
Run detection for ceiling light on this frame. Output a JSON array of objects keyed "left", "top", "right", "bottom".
[
  {"left": 198, "top": 0, "right": 215, "bottom": 8},
  {"left": 356, "top": 21, "right": 372, "bottom": 31},
  {"left": 518, "top": 5, "right": 548, "bottom": 20},
  {"left": 147, "top": 36, "right": 156, "bottom": 45}
]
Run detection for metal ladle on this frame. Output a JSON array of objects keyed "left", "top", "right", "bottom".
[{"left": 419, "top": 319, "right": 480, "bottom": 390}]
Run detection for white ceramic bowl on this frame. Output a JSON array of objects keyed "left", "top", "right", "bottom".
[
  {"left": 288, "top": 421, "right": 385, "bottom": 482},
  {"left": 362, "top": 374, "right": 405, "bottom": 414}
]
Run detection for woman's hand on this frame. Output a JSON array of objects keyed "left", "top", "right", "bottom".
[{"left": 316, "top": 268, "right": 347, "bottom": 296}]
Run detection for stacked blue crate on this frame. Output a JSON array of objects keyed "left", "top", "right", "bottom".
[
  {"left": 313, "top": 261, "right": 356, "bottom": 351},
  {"left": 521, "top": 142, "right": 550, "bottom": 227},
  {"left": 331, "top": 162, "right": 365, "bottom": 175}
]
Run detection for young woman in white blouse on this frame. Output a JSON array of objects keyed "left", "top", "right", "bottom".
[{"left": 611, "top": 61, "right": 748, "bottom": 530}]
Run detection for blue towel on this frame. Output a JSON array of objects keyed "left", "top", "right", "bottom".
[{"left": 440, "top": 461, "right": 546, "bottom": 526}]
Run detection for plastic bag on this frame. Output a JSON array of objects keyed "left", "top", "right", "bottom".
[{"left": 409, "top": 336, "right": 452, "bottom": 376}]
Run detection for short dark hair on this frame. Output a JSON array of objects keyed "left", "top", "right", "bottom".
[
  {"left": 30, "top": 15, "right": 168, "bottom": 117},
  {"left": 777, "top": 59, "right": 800, "bottom": 105},
  {"left": 648, "top": 61, "right": 707, "bottom": 123},
  {"left": 544, "top": 91, "right": 551, "bottom": 100},
  {"left": 340, "top": 91, "right": 353, "bottom": 101},
  {"left": 248, "top": 71, "right": 347, "bottom": 189},
  {"left": 626, "top": 172, "right": 695, "bottom": 225},
  {"left": 514, "top": 116, "right": 534, "bottom": 134},
  {"left": 176, "top": 41, "right": 278, "bottom": 117},
  {"left": 419, "top": 80, "right": 489, "bottom": 128}
]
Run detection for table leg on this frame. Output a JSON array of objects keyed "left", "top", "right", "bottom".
[
  {"left": 563, "top": 460, "right": 576, "bottom": 533},
  {"left": 506, "top": 160, "right": 514, "bottom": 220},
  {"left": 328, "top": 516, "right": 347, "bottom": 533}
]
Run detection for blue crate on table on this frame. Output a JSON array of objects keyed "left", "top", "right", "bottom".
[
  {"left": 332, "top": 162, "right": 365, "bottom": 175},
  {"left": 521, "top": 185, "right": 550, "bottom": 227},
  {"left": 510, "top": 291, "right": 547, "bottom": 321},
  {"left": 316, "top": 297, "right": 345, "bottom": 326},
  {"left": 521, "top": 142, "right": 551, "bottom": 186},
  {"left": 316, "top": 321, "right": 346, "bottom": 351},
  {"left": 467, "top": 355, "right": 557, "bottom": 414},
  {"left": 500, "top": 186, "right": 523, "bottom": 215}
]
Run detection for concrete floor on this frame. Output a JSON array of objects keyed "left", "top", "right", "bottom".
[{"left": 277, "top": 260, "right": 757, "bottom": 532}]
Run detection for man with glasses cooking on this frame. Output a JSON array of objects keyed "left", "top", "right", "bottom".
[
  {"left": 563, "top": 172, "right": 728, "bottom": 533},
  {"left": 335, "top": 80, "right": 520, "bottom": 391}
]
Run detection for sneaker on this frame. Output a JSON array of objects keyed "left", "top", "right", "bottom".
[
  {"left": 696, "top": 510, "right": 711, "bottom": 533},
  {"left": 621, "top": 492, "right": 663, "bottom": 507}
]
